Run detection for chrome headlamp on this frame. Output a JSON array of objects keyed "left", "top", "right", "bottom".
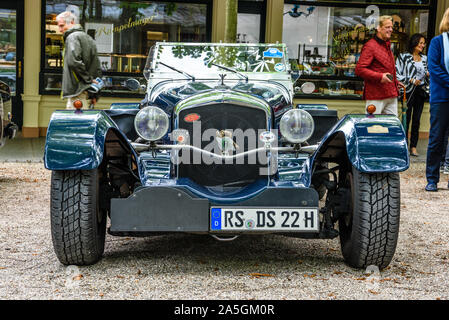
[
  {"left": 280, "top": 109, "right": 314, "bottom": 144},
  {"left": 134, "top": 106, "right": 169, "bottom": 141}
]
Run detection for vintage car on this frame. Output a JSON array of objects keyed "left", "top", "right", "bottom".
[
  {"left": 44, "top": 43, "right": 409, "bottom": 269},
  {"left": 0, "top": 80, "right": 17, "bottom": 148}
]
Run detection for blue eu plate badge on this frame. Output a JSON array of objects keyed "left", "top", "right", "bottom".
[{"left": 210, "top": 208, "right": 222, "bottom": 230}]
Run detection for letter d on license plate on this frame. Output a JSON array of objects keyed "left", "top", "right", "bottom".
[{"left": 210, "top": 207, "right": 318, "bottom": 232}]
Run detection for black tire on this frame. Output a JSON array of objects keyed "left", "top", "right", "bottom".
[
  {"left": 338, "top": 167, "right": 400, "bottom": 269},
  {"left": 50, "top": 169, "right": 107, "bottom": 265}
]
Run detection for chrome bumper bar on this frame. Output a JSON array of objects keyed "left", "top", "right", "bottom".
[{"left": 131, "top": 143, "right": 318, "bottom": 159}]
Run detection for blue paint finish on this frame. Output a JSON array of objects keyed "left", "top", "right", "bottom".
[
  {"left": 110, "top": 103, "right": 140, "bottom": 109},
  {"left": 44, "top": 110, "right": 138, "bottom": 171},
  {"left": 44, "top": 109, "right": 408, "bottom": 207},
  {"left": 313, "top": 114, "right": 409, "bottom": 173},
  {"left": 297, "top": 104, "right": 328, "bottom": 110},
  {"left": 142, "top": 177, "right": 269, "bottom": 204},
  {"left": 137, "top": 175, "right": 316, "bottom": 205},
  {"left": 139, "top": 151, "right": 171, "bottom": 186},
  {"left": 177, "top": 178, "right": 269, "bottom": 204}
]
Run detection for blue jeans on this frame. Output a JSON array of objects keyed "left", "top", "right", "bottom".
[
  {"left": 442, "top": 125, "right": 449, "bottom": 167},
  {"left": 426, "top": 102, "right": 449, "bottom": 184}
]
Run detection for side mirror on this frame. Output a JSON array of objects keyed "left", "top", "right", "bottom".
[{"left": 125, "top": 78, "right": 142, "bottom": 91}]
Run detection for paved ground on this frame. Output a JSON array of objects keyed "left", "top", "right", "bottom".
[
  {"left": 0, "top": 133, "right": 45, "bottom": 163},
  {"left": 1, "top": 133, "right": 447, "bottom": 301},
  {"left": 0, "top": 160, "right": 448, "bottom": 300}
]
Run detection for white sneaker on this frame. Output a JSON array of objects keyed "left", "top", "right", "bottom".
[{"left": 443, "top": 165, "right": 449, "bottom": 175}]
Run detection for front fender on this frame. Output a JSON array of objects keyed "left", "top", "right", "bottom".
[
  {"left": 44, "top": 110, "right": 132, "bottom": 170},
  {"left": 313, "top": 114, "right": 409, "bottom": 173}
]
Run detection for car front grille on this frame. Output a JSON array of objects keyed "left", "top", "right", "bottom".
[{"left": 177, "top": 103, "right": 268, "bottom": 186}]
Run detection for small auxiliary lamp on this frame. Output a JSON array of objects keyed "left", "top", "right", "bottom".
[
  {"left": 73, "top": 100, "right": 83, "bottom": 112},
  {"left": 366, "top": 104, "right": 376, "bottom": 115}
]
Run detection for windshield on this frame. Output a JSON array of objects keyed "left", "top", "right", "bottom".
[{"left": 144, "top": 43, "right": 290, "bottom": 80}]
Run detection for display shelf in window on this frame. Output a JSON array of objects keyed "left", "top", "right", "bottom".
[
  {"left": 41, "top": 72, "right": 146, "bottom": 97},
  {"left": 97, "top": 53, "right": 147, "bottom": 73},
  {"left": 293, "top": 78, "right": 364, "bottom": 100},
  {"left": 291, "top": 28, "right": 407, "bottom": 99},
  {"left": 45, "top": 33, "right": 63, "bottom": 68}
]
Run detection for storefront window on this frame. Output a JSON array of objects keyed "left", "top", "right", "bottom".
[
  {"left": 0, "top": 9, "right": 16, "bottom": 96},
  {"left": 283, "top": 1, "right": 435, "bottom": 99},
  {"left": 316, "top": 1, "right": 429, "bottom": 4},
  {"left": 41, "top": 0, "right": 211, "bottom": 96},
  {"left": 237, "top": 13, "right": 261, "bottom": 43}
]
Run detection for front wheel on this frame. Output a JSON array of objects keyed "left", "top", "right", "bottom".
[
  {"left": 338, "top": 167, "right": 400, "bottom": 269},
  {"left": 50, "top": 169, "right": 107, "bottom": 265}
]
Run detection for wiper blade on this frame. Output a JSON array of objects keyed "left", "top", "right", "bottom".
[
  {"left": 159, "top": 62, "right": 195, "bottom": 81},
  {"left": 211, "top": 63, "right": 248, "bottom": 83}
]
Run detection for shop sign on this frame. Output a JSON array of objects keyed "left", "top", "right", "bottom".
[{"left": 97, "top": 15, "right": 159, "bottom": 36}]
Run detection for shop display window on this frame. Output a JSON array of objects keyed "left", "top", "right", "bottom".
[
  {"left": 318, "top": 0, "right": 429, "bottom": 4},
  {"left": 41, "top": 0, "right": 211, "bottom": 96},
  {"left": 0, "top": 9, "right": 16, "bottom": 96},
  {"left": 283, "top": 1, "right": 435, "bottom": 99}
]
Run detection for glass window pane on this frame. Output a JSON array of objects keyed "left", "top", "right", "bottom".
[
  {"left": 283, "top": 3, "right": 430, "bottom": 98},
  {"left": 152, "top": 43, "right": 288, "bottom": 75},
  {"left": 43, "top": 72, "right": 146, "bottom": 95},
  {"left": 43, "top": 1, "right": 209, "bottom": 94},
  {"left": 294, "top": 79, "right": 364, "bottom": 98},
  {"left": 310, "top": 0, "right": 429, "bottom": 4},
  {"left": 237, "top": 13, "right": 260, "bottom": 43}
]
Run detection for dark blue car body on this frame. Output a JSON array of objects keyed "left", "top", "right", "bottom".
[{"left": 45, "top": 43, "right": 409, "bottom": 268}]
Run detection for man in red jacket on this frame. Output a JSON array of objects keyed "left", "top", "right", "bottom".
[{"left": 355, "top": 16, "right": 404, "bottom": 115}]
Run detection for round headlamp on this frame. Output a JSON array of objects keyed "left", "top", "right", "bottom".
[
  {"left": 280, "top": 109, "right": 314, "bottom": 144},
  {"left": 134, "top": 106, "right": 169, "bottom": 141}
]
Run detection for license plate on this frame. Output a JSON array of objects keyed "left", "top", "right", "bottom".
[{"left": 210, "top": 207, "right": 319, "bottom": 232}]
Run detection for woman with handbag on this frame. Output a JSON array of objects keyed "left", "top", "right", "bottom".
[{"left": 396, "top": 33, "right": 430, "bottom": 157}]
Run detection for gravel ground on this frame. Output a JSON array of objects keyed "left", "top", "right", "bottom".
[{"left": 0, "top": 162, "right": 448, "bottom": 300}]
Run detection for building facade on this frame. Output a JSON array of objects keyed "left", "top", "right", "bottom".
[{"left": 0, "top": 0, "right": 447, "bottom": 137}]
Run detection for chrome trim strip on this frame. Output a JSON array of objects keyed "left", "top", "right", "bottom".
[
  {"left": 174, "top": 90, "right": 271, "bottom": 114},
  {"left": 131, "top": 143, "right": 319, "bottom": 157},
  {"left": 173, "top": 90, "right": 272, "bottom": 130}
]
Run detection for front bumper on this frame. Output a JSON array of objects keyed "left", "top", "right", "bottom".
[{"left": 109, "top": 185, "right": 319, "bottom": 235}]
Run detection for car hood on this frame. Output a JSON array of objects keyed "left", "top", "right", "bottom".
[{"left": 148, "top": 80, "right": 292, "bottom": 116}]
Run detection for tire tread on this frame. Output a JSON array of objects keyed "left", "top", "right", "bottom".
[
  {"left": 50, "top": 170, "right": 105, "bottom": 265},
  {"left": 356, "top": 171, "right": 400, "bottom": 268},
  {"left": 341, "top": 169, "right": 400, "bottom": 269}
]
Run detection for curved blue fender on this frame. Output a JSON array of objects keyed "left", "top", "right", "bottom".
[
  {"left": 44, "top": 110, "right": 134, "bottom": 171},
  {"left": 313, "top": 114, "right": 410, "bottom": 173}
]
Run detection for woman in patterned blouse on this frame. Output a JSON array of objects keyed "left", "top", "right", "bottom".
[{"left": 396, "top": 34, "right": 430, "bottom": 157}]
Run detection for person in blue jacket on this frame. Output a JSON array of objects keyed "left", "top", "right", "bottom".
[{"left": 425, "top": 8, "right": 449, "bottom": 192}]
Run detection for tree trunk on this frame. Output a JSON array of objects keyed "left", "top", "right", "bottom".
[{"left": 224, "top": 0, "right": 238, "bottom": 43}]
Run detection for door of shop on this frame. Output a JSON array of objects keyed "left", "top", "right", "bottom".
[{"left": 0, "top": 0, "right": 24, "bottom": 129}]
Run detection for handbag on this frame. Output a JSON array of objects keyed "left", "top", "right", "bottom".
[{"left": 415, "top": 85, "right": 429, "bottom": 99}]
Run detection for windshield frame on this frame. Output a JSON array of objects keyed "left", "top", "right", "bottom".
[{"left": 144, "top": 42, "right": 292, "bottom": 81}]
